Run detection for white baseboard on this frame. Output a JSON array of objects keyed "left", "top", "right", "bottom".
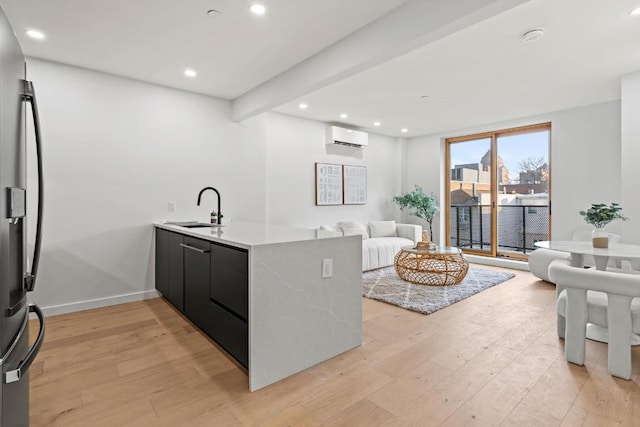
[
  {"left": 38, "top": 290, "right": 161, "bottom": 317},
  {"left": 466, "top": 254, "right": 530, "bottom": 271}
]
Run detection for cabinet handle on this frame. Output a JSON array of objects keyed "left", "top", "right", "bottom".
[{"left": 180, "top": 243, "right": 210, "bottom": 254}]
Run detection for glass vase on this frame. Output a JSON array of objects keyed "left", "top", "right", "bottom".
[{"left": 592, "top": 227, "right": 608, "bottom": 248}]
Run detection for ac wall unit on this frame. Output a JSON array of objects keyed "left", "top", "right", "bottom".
[{"left": 326, "top": 126, "right": 368, "bottom": 148}]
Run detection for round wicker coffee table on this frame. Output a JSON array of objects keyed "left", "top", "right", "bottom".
[{"left": 394, "top": 245, "right": 469, "bottom": 286}]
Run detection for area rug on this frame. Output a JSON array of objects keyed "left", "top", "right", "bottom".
[{"left": 362, "top": 266, "right": 515, "bottom": 315}]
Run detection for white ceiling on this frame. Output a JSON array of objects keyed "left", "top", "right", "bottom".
[
  {"left": 2, "top": 0, "right": 639, "bottom": 138},
  {"left": 0, "top": 0, "right": 407, "bottom": 98},
  {"left": 274, "top": 0, "right": 640, "bottom": 136}
]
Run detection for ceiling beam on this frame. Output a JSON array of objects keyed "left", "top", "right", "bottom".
[{"left": 231, "top": 0, "right": 530, "bottom": 122}]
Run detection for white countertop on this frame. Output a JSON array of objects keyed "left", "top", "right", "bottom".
[{"left": 154, "top": 221, "right": 345, "bottom": 249}]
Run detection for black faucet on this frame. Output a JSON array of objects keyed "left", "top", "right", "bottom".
[{"left": 197, "top": 187, "right": 223, "bottom": 224}]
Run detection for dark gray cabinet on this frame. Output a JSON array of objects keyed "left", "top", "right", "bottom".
[
  {"left": 208, "top": 300, "right": 248, "bottom": 367},
  {"left": 182, "top": 236, "right": 211, "bottom": 332},
  {"left": 155, "top": 228, "right": 184, "bottom": 312},
  {"left": 210, "top": 243, "right": 248, "bottom": 320},
  {"left": 155, "top": 229, "right": 169, "bottom": 297},
  {"left": 209, "top": 243, "right": 248, "bottom": 367},
  {"left": 155, "top": 228, "right": 248, "bottom": 368}
]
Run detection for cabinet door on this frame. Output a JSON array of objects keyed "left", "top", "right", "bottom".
[
  {"left": 210, "top": 243, "right": 248, "bottom": 320},
  {"left": 209, "top": 301, "right": 248, "bottom": 368},
  {"left": 156, "top": 229, "right": 184, "bottom": 312},
  {"left": 155, "top": 228, "right": 169, "bottom": 297},
  {"left": 167, "top": 232, "right": 184, "bottom": 312},
  {"left": 183, "top": 236, "right": 211, "bottom": 331}
]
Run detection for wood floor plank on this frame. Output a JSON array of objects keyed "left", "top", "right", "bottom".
[
  {"left": 503, "top": 402, "right": 563, "bottom": 426},
  {"left": 321, "top": 398, "right": 394, "bottom": 426},
  {"left": 367, "top": 359, "right": 454, "bottom": 415},
  {"left": 518, "top": 357, "right": 591, "bottom": 421},
  {"left": 299, "top": 365, "right": 393, "bottom": 422},
  {"left": 561, "top": 406, "right": 622, "bottom": 427},
  {"left": 27, "top": 265, "right": 640, "bottom": 426},
  {"left": 571, "top": 363, "right": 637, "bottom": 423}
]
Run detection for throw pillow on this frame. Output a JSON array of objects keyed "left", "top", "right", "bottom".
[
  {"left": 337, "top": 220, "right": 369, "bottom": 239},
  {"left": 320, "top": 225, "right": 339, "bottom": 233},
  {"left": 342, "top": 227, "right": 369, "bottom": 239},
  {"left": 369, "top": 220, "right": 397, "bottom": 238}
]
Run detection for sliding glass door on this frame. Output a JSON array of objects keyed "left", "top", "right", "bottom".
[
  {"left": 446, "top": 123, "right": 551, "bottom": 259},
  {"left": 447, "top": 136, "right": 494, "bottom": 255}
]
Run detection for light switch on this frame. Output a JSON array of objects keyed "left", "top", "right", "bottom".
[{"left": 322, "top": 259, "right": 333, "bottom": 278}]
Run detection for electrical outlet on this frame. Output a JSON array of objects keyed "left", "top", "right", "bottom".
[
  {"left": 168, "top": 201, "right": 176, "bottom": 212},
  {"left": 322, "top": 259, "right": 333, "bottom": 278}
]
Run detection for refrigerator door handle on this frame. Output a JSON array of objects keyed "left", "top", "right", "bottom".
[
  {"left": 22, "top": 80, "right": 44, "bottom": 292},
  {"left": 5, "top": 304, "right": 45, "bottom": 384},
  {"left": 0, "top": 308, "right": 29, "bottom": 367}
]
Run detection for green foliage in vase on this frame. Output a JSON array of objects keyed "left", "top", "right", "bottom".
[
  {"left": 579, "top": 202, "right": 629, "bottom": 228},
  {"left": 393, "top": 185, "right": 439, "bottom": 240}
]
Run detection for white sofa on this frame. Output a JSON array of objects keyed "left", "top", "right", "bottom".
[{"left": 320, "top": 220, "right": 422, "bottom": 271}]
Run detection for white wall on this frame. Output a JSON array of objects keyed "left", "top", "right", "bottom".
[
  {"left": 26, "top": 59, "right": 267, "bottom": 314},
  {"left": 404, "top": 134, "right": 443, "bottom": 241},
  {"left": 621, "top": 72, "right": 640, "bottom": 244},
  {"left": 25, "top": 60, "right": 406, "bottom": 315},
  {"left": 264, "top": 112, "right": 403, "bottom": 228},
  {"left": 406, "top": 101, "right": 622, "bottom": 244}
]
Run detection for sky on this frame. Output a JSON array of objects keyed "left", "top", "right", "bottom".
[{"left": 449, "top": 130, "right": 549, "bottom": 178}]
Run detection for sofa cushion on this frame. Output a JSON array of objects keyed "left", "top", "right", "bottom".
[
  {"left": 319, "top": 225, "right": 341, "bottom": 234},
  {"left": 337, "top": 221, "right": 369, "bottom": 239},
  {"left": 369, "top": 220, "right": 397, "bottom": 238},
  {"left": 362, "top": 237, "right": 413, "bottom": 271},
  {"left": 342, "top": 227, "right": 369, "bottom": 239}
]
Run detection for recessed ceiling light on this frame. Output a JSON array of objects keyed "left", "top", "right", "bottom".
[
  {"left": 340, "top": 113, "right": 348, "bottom": 119},
  {"left": 401, "top": 128, "right": 408, "bottom": 133},
  {"left": 25, "top": 29, "right": 45, "bottom": 40},
  {"left": 522, "top": 28, "right": 544, "bottom": 43},
  {"left": 373, "top": 122, "right": 381, "bottom": 127},
  {"left": 298, "top": 103, "right": 308, "bottom": 110},
  {"left": 184, "top": 68, "right": 197, "bottom": 78},
  {"left": 207, "top": 9, "right": 222, "bottom": 17},
  {"left": 251, "top": 4, "right": 266, "bottom": 15},
  {"left": 631, "top": 7, "right": 640, "bottom": 15}
]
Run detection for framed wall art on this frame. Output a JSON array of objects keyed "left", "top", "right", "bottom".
[
  {"left": 315, "top": 162, "right": 343, "bottom": 205},
  {"left": 343, "top": 165, "right": 367, "bottom": 205}
]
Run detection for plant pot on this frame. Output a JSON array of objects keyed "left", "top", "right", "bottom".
[{"left": 592, "top": 227, "right": 608, "bottom": 248}]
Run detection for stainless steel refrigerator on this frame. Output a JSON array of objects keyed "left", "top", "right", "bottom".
[{"left": 0, "top": 6, "right": 45, "bottom": 427}]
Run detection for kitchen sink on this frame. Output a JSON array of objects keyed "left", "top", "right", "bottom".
[
  {"left": 165, "top": 221, "right": 224, "bottom": 228},
  {"left": 180, "top": 223, "right": 224, "bottom": 228}
]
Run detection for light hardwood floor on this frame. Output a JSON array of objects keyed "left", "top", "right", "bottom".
[{"left": 28, "top": 265, "right": 640, "bottom": 426}]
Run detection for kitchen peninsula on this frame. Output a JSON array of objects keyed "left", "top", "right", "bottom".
[{"left": 154, "top": 221, "right": 363, "bottom": 391}]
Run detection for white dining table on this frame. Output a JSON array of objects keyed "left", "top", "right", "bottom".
[
  {"left": 535, "top": 240, "right": 640, "bottom": 345},
  {"left": 534, "top": 240, "right": 640, "bottom": 271}
]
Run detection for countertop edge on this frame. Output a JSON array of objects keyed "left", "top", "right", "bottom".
[
  {"left": 154, "top": 222, "right": 251, "bottom": 250},
  {"left": 153, "top": 222, "right": 350, "bottom": 249}
]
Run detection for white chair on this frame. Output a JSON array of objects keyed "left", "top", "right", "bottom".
[
  {"left": 549, "top": 258, "right": 640, "bottom": 380},
  {"left": 528, "top": 230, "right": 621, "bottom": 282}
]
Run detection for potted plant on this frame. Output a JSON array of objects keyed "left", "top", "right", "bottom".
[
  {"left": 393, "top": 185, "right": 439, "bottom": 241},
  {"left": 579, "top": 202, "right": 629, "bottom": 248}
]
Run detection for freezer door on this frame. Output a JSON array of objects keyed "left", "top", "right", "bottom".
[
  {"left": 0, "top": 304, "right": 44, "bottom": 427},
  {"left": 0, "top": 311, "right": 29, "bottom": 427}
]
